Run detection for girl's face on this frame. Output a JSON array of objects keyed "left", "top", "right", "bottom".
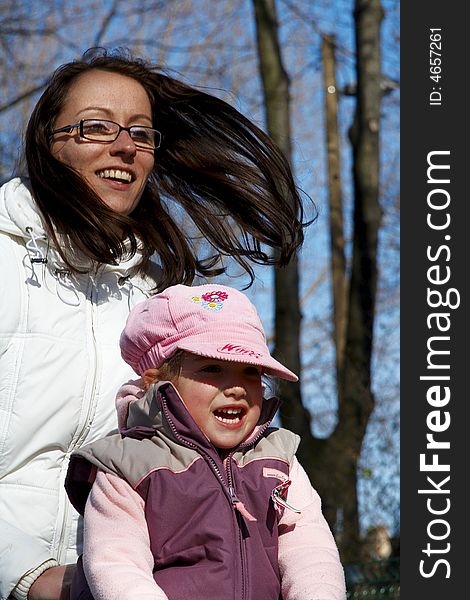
[
  {"left": 174, "top": 354, "right": 264, "bottom": 451},
  {"left": 50, "top": 69, "right": 155, "bottom": 215}
]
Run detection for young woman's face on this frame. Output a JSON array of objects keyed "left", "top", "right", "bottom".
[
  {"left": 51, "top": 69, "right": 155, "bottom": 215},
  {"left": 175, "top": 354, "right": 264, "bottom": 451}
]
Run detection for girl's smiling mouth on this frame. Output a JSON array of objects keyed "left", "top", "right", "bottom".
[{"left": 213, "top": 407, "right": 246, "bottom": 425}]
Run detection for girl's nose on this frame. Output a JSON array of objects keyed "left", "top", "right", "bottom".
[{"left": 223, "top": 385, "right": 247, "bottom": 400}]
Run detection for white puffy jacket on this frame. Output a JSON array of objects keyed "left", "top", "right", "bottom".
[{"left": 0, "top": 178, "right": 158, "bottom": 599}]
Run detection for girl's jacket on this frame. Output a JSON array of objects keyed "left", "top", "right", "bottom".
[
  {"left": 0, "top": 178, "right": 156, "bottom": 599},
  {"left": 65, "top": 380, "right": 346, "bottom": 600}
]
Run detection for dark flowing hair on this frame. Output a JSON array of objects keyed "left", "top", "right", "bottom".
[{"left": 25, "top": 47, "right": 312, "bottom": 289}]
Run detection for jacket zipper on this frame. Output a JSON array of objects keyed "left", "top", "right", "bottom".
[
  {"left": 223, "top": 422, "right": 277, "bottom": 600},
  {"left": 56, "top": 272, "right": 100, "bottom": 562},
  {"left": 160, "top": 391, "right": 279, "bottom": 600},
  {"left": 74, "top": 272, "right": 101, "bottom": 446},
  {"left": 161, "top": 398, "right": 249, "bottom": 599},
  {"left": 227, "top": 461, "right": 248, "bottom": 600}
]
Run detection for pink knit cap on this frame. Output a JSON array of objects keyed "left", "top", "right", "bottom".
[{"left": 120, "top": 284, "right": 298, "bottom": 382}]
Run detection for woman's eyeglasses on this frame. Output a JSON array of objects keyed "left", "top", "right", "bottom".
[{"left": 49, "top": 119, "right": 162, "bottom": 150}]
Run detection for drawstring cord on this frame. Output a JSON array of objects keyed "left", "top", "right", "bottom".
[
  {"left": 53, "top": 270, "right": 147, "bottom": 308},
  {"left": 118, "top": 275, "right": 151, "bottom": 309},
  {"left": 54, "top": 267, "right": 80, "bottom": 306},
  {"left": 24, "top": 227, "right": 49, "bottom": 287},
  {"left": 24, "top": 225, "right": 79, "bottom": 305},
  {"left": 24, "top": 228, "right": 147, "bottom": 307},
  {"left": 25, "top": 227, "right": 48, "bottom": 265}
]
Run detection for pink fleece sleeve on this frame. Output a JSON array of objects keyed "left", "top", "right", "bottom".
[
  {"left": 278, "top": 457, "right": 347, "bottom": 600},
  {"left": 83, "top": 471, "right": 169, "bottom": 600}
]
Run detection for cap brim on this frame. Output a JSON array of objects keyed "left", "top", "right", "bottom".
[{"left": 175, "top": 340, "right": 298, "bottom": 382}]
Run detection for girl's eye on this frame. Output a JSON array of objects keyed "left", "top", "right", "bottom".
[
  {"left": 200, "top": 365, "right": 222, "bottom": 373},
  {"left": 244, "top": 366, "right": 262, "bottom": 377}
]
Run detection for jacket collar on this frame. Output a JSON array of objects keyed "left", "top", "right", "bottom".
[{"left": 123, "top": 380, "right": 281, "bottom": 456}]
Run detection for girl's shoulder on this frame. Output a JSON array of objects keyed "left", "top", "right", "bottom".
[{"left": 236, "top": 427, "right": 300, "bottom": 465}]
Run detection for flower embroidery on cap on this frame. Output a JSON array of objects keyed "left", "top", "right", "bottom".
[
  {"left": 202, "top": 291, "right": 228, "bottom": 302},
  {"left": 191, "top": 290, "right": 228, "bottom": 311}
]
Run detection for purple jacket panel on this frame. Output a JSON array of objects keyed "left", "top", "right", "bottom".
[{"left": 136, "top": 451, "right": 289, "bottom": 600}]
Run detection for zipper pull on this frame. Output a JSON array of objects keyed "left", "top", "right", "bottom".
[{"left": 229, "top": 486, "right": 257, "bottom": 522}]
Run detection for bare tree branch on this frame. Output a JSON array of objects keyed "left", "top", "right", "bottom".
[
  {"left": 93, "top": 0, "right": 121, "bottom": 46},
  {"left": 0, "top": 82, "right": 47, "bottom": 114},
  {"left": 0, "top": 27, "right": 56, "bottom": 35}
]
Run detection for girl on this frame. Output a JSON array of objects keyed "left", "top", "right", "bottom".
[{"left": 66, "top": 284, "right": 346, "bottom": 600}]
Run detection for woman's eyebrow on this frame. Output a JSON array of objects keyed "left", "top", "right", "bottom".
[{"left": 77, "top": 106, "right": 152, "bottom": 122}]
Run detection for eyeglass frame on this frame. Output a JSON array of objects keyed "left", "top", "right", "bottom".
[{"left": 49, "top": 118, "right": 162, "bottom": 150}]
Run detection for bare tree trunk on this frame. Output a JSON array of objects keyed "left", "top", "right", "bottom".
[
  {"left": 251, "top": 0, "right": 311, "bottom": 447},
  {"left": 331, "top": 0, "right": 384, "bottom": 561},
  {"left": 322, "top": 34, "right": 348, "bottom": 383},
  {"left": 253, "top": 0, "right": 384, "bottom": 564}
]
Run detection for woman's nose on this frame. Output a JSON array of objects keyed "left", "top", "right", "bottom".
[{"left": 109, "top": 130, "right": 137, "bottom": 157}]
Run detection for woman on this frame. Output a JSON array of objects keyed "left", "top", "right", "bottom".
[{"left": 0, "top": 48, "right": 307, "bottom": 600}]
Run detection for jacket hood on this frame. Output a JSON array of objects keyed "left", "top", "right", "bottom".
[{"left": 0, "top": 177, "right": 44, "bottom": 239}]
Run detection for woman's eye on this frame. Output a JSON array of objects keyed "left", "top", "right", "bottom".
[
  {"left": 131, "top": 129, "right": 151, "bottom": 142},
  {"left": 85, "top": 123, "right": 110, "bottom": 134}
]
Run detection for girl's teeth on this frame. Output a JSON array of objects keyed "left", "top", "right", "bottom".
[
  {"left": 214, "top": 407, "right": 243, "bottom": 424},
  {"left": 215, "top": 415, "right": 241, "bottom": 424}
]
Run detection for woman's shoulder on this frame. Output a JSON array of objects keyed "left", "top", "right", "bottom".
[
  {"left": 0, "top": 179, "right": 33, "bottom": 316},
  {"left": 0, "top": 176, "right": 25, "bottom": 194},
  {"left": 0, "top": 177, "right": 32, "bottom": 204},
  {"left": 0, "top": 177, "right": 42, "bottom": 239}
]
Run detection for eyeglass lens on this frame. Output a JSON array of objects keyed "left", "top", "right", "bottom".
[{"left": 82, "top": 119, "right": 159, "bottom": 149}]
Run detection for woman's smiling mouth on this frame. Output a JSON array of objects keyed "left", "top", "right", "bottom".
[{"left": 96, "top": 168, "right": 134, "bottom": 183}]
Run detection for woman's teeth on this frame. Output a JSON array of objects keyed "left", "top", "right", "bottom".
[{"left": 97, "top": 169, "right": 132, "bottom": 182}]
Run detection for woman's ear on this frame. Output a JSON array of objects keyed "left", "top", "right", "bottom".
[{"left": 143, "top": 368, "right": 159, "bottom": 390}]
